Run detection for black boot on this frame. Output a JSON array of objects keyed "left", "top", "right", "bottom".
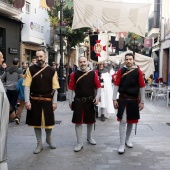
[{"left": 101, "top": 114, "right": 105, "bottom": 121}]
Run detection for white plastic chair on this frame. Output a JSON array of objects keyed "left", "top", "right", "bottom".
[
  {"left": 145, "top": 85, "right": 152, "bottom": 98},
  {"left": 150, "top": 87, "right": 167, "bottom": 104}
]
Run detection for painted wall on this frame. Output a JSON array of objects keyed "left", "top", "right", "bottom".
[
  {"left": 0, "top": 15, "right": 21, "bottom": 65},
  {"left": 21, "top": 0, "right": 50, "bottom": 46}
]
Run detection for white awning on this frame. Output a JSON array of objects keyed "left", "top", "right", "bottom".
[
  {"left": 109, "top": 50, "right": 155, "bottom": 78},
  {"left": 72, "top": 0, "right": 152, "bottom": 37}
]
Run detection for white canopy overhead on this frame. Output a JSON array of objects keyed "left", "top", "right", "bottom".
[
  {"left": 109, "top": 50, "right": 155, "bottom": 78},
  {"left": 72, "top": 0, "right": 152, "bottom": 37}
]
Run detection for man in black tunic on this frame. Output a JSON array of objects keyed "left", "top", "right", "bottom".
[
  {"left": 113, "top": 53, "right": 145, "bottom": 154},
  {"left": 23, "top": 49, "right": 60, "bottom": 154},
  {"left": 68, "top": 56, "right": 101, "bottom": 152}
]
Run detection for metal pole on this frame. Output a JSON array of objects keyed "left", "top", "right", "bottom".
[{"left": 57, "top": 1, "right": 66, "bottom": 101}]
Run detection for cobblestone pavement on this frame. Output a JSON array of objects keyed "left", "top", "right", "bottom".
[{"left": 7, "top": 98, "right": 170, "bottom": 170}]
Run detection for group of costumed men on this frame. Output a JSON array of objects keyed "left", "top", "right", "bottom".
[
  {"left": 68, "top": 53, "right": 145, "bottom": 153},
  {"left": 0, "top": 51, "right": 145, "bottom": 170}
]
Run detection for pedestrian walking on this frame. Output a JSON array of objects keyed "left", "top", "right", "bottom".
[
  {"left": 23, "top": 49, "right": 60, "bottom": 154},
  {"left": 0, "top": 51, "right": 10, "bottom": 170},
  {"left": 113, "top": 53, "right": 145, "bottom": 154},
  {"left": 15, "top": 72, "right": 26, "bottom": 124},
  {"left": 68, "top": 56, "right": 101, "bottom": 152}
]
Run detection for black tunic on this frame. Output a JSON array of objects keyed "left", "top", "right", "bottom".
[
  {"left": 26, "top": 65, "right": 55, "bottom": 126},
  {"left": 117, "top": 67, "right": 140, "bottom": 120},
  {"left": 72, "top": 70, "right": 96, "bottom": 124}
]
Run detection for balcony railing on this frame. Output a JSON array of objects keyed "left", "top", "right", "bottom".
[{"left": 0, "top": 0, "right": 22, "bottom": 17}]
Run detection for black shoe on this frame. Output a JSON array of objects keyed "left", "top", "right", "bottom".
[
  {"left": 101, "top": 114, "right": 105, "bottom": 121},
  {"left": 15, "top": 117, "right": 20, "bottom": 124}
]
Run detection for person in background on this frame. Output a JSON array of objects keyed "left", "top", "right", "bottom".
[
  {"left": 0, "top": 51, "right": 9, "bottom": 170},
  {"left": 147, "top": 74, "right": 153, "bottom": 84},
  {"left": 0, "top": 61, "right": 7, "bottom": 77},
  {"left": 30, "top": 57, "right": 37, "bottom": 66},
  {"left": 52, "top": 63, "right": 57, "bottom": 70},
  {"left": 113, "top": 53, "right": 145, "bottom": 154},
  {"left": 1, "top": 58, "right": 22, "bottom": 122},
  {"left": 52, "top": 62, "right": 59, "bottom": 75},
  {"left": 22, "top": 61, "right": 29, "bottom": 74},
  {"left": 72, "top": 63, "right": 77, "bottom": 72},
  {"left": 15, "top": 71, "right": 26, "bottom": 124},
  {"left": 103, "top": 61, "right": 109, "bottom": 72},
  {"left": 143, "top": 73, "right": 148, "bottom": 84},
  {"left": 68, "top": 56, "right": 101, "bottom": 152},
  {"left": 23, "top": 49, "right": 60, "bottom": 154}
]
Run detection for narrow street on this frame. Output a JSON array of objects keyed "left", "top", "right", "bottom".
[{"left": 7, "top": 98, "right": 170, "bottom": 170}]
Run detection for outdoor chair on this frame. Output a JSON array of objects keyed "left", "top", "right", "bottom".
[{"left": 150, "top": 87, "right": 167, "bottom": 104}]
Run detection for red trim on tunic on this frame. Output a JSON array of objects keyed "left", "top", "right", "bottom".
[
  {"left": 68, "top": 71, "right": 101, "bottom": 90},
  {"left": 112, "top": 72, "right": 117, "bottom": 82},
  {"left": 68, "top": 70, "right": 101, "bottom": 124},
  {"left": 68, "top": 72, "right": 75, "bottom": 90},
  {"left": 94, "top": 71, "right": 101, "bottom": 88},
  {"left": 114, "top": 67, "right": 144, "bottom": 123},
  {"left": 114, "top": 68, "right": 145, "bottom": 88},
  {"left": 138, "top": 69, "right": 145, "bottom": 87},
  {"left": 117, "top": 118, "right": 138, "bottom": 123},
  {"left": 74, "top": 111, "right": 95, "bottom": 124},
  {"left": 94, "top": 69, "right": 98, "bottom": 75},
  {"left": 114, "top": 69, "right": 122, "bottom": 86}
]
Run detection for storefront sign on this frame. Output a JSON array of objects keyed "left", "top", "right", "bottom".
[
  {"left": 9, "top": 48, "right": 18, "bottom": 54},
  {"left": 30, "top": 22, "right": 43, "bottom": 33},
  {"left": 144, "top": 39, "right": 152, "bottom": 48}
]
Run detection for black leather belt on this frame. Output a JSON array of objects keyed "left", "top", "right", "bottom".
[
  {"left": 119, "top": 94, "right": 138, "bottom": 100},
  {"left": 75, "top": 96, "right": 94, "bottom": 102}
]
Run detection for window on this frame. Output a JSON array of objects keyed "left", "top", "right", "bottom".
[{"left": 26, "top": 2, "right": 30, "bottom": 14}]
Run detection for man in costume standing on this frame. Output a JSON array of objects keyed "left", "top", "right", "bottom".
[
  {"left": 0, "top": 51, "right": 9, "bottom": 170},
  {"left": 68, "top": 56, "right": 101, "bottom": 152},
  {"left": 113, "top": 53, "right": 145, "bottom": 154},
  {"left": 23, "top": 49, "right": 60, "bottom": 154}
]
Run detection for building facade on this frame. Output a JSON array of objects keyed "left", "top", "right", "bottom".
[
  {"left": 21, "top": 0, "right": 51, "bottom": 64},
  {"left": 159, "top": 0, "right": 170, "bottom": 85},
  {"left": 0, "top": 0, "right": 22, "bottom": 65},
  {"left": 148, "top": 0, "right": 160, "bottom": 81}
]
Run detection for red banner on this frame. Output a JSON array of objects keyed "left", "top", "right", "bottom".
[
  {"left": 46, "top": 0, "right": 55, "bottom": 7},
  {"left": 14, "top": 0, "right": 25, "bottom": 8},
  {"left": 144, "top": 39, "right": 152, "bottom": 48}
]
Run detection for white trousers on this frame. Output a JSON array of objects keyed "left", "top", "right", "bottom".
[{"left": 119, "top": 109, "right": 133, "bottom": 146}]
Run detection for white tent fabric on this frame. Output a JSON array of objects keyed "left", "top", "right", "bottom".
[
  {"left": 72, "top": 0, "right": 152, "bottom": 37},
  {"left": 109, "top": 50, "right": 155, "bottom": 78}
]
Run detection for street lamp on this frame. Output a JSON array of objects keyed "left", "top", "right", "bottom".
[
  {"left": 57, "top": 0, "right": 66, "bottom": 101},
  {"left": 131, "top": 38, "right": 138, "bottom": 55}
]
